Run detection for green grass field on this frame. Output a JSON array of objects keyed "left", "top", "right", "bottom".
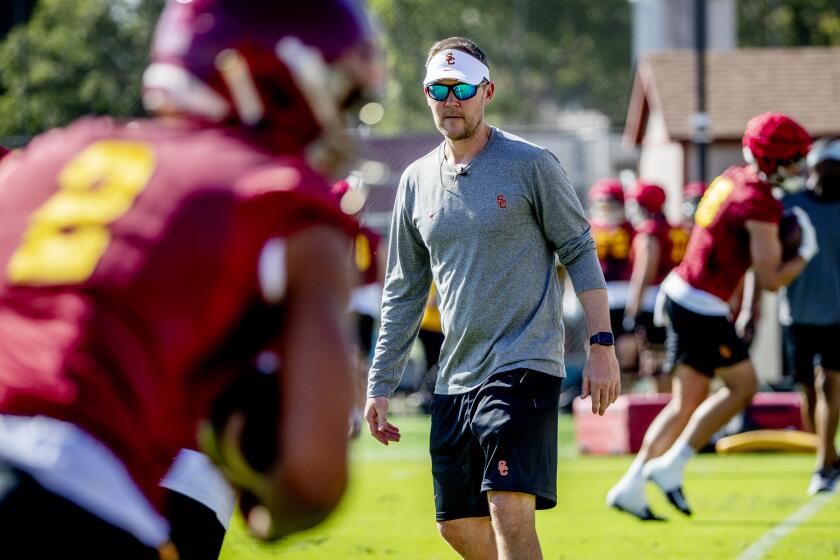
[{"left": 219, "top": 415, "right": 840, "bottom": 560}]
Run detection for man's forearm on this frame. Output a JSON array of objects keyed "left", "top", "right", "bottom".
[{"left": 577, "top": 288, "right": 612, "bottom": 334}]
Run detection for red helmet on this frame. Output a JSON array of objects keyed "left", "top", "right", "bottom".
[
  {"left": 742, "top": 112, "right": 812, "bottom": 176},
  {"left": 143, "top": 0, "right": 382, "bottom": 148},
  {"left": 682, "top": 181, "right": 707, "bottom": 199},
  {"left": 628, "top": 180, "right": 666, "bottom": 213},
  {"left": 588, "top": 178, "right": 625, "bottom": 203}
]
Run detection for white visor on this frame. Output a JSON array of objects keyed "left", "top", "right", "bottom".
[
  {"left": 423, "top": 49, "right": 490, "bottom": 86},
  {"left": 807, "top": 139, "right": 840, "bottom": 168}
]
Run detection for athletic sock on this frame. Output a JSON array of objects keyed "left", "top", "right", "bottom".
[
  {"left": 644, "top": 440, "right": 695, "bottom": 490},
  {"left": 625, "top": 455, "right": 647, "bottom": 481}
]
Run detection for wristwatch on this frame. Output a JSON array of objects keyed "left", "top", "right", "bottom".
[{"left": 589, "top": 331, "right": 615, "bottom": 346}]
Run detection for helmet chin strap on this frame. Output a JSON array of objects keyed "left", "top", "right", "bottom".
[
  {"left": 216, "top": 49, "right": 266, "bottom": 126},
  {"left": 275, "top": 37, "right": 363, "bottom": 180},
  {"left": 276, "top": 37, "right": 347, "bottom": 129},
  {"left": 142, "top": 63, "right": 232, "bottom": 121},
  {"left": 742, "top": 146, "right": 765, "bottom": 178}
]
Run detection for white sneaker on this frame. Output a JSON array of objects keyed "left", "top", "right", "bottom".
[
  {"left": 643, "top": 457, "right": 692, "bottom": 516},
  {"left": 606, "top": 477, "right": 663, "bottom": 521},
  {"left": 807, "top": 464, "right": 840, "bottom": 496}
]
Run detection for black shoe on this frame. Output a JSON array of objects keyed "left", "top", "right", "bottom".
[
  {"left": 664, "top": 487, "right": 692, "bottom": 516},
  {"left": 610, "top": 502, "right": 666, "bottom": 522}
]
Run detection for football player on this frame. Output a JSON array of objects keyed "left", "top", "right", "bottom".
[
  {"left": 0, "top": 1, "right": 382, "bottom": 558},
  {"left": 607, "top": 112, "right": 818, "bottom": 520},
  {"left": 588, "top": 178, "right": 637, "bottom": 372},
  {"left": 335, "top": 177, "right": 386, "bottom": 438},
  {"left": 624, "top": 181, "right": 686, "bottom": 392}
]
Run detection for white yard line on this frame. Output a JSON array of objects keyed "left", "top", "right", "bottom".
[{"left": 737, "top": 489, "right": 838, "bottom": 560}]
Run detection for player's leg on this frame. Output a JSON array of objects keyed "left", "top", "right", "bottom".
[
  {"left": 681, "top": 359, "right": 758, "bottom": 450},
  {"left": 635, "top": 312, "right": 671, "bottom": 393},
  {"left": 607, "top": 366, "right": 709, "bottom": 519},
  {"left": 646, "top": 368, "right": 710, "bottom": 458},
  {"left": 642, "top": 298, "right": 752, "bottom": 515},
  {"left": 644, "top": 359, "right": 756, "bottom": 515},
  {"left": 802, "top": 385, "right": 818, "bottom": 434},
  {"left": 784, "top": 324, "right": 817, "bottom": 433},
  {"left": 436, "top": 517, "right": 497, "bottom": 559},
  {"left": 611, "top": 307, "right": 639, "bottom": 377},
  {"left": 809, "top": 325, "right": 840, "bottom": 493},
  {"left": 607, "top": 296, "right": 710, "bottom": 519},
  {"left": 471, "top": 369, "right": 563, "bottom": 556},
  {"left": 487, "top": 491, "right": 540, "bottom": 560},
  {"left": 814, "top": 367, "right": 840, "bottom": 470},
  {"left": 431, "top": 391, "right": 497, "bottom": 558}
]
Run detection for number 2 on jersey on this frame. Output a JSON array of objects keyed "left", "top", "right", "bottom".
[
  {"left": 694, "top": 177, "right": 734, "bottom": 229},
  {"left": 7, "top": 140, "right": 156, "bottom": 285}
]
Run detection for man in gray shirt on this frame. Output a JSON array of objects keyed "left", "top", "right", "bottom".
[
  {"left": 781, "top": 138, "right": 840, "bottom": 495},
  {"left": 365, "top": 37, "right": 620, "bottom": 559}
]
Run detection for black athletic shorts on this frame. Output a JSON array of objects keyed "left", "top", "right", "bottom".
[
  {"left": 634, "top": 310, "right": 667, "bottom": 345},
  {"left": 166, "top": 489, "right": 227, "bottom": 560},
  {"left": 0, "top": 463, "right": 165, "bottom": 559},
  {"left": 429, "top": 369, "right": 563, "bottom": 521},
  {"left": 783, "top": 323, "right": 840, "bottom": 386},
  {"left": 354, "top": 312, "right": 376, "bottom": 357},
  {"left": 609, "top": 308, "right": 628, "bottom": 336},
  {"left": 663, "top": 296, "right": 750, "bottom": 377}
]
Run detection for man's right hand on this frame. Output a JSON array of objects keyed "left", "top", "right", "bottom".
[{"left": 364, "top": 396, "right": 401, "bottom": 445}]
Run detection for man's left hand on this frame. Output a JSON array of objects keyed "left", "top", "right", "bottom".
[{"left": 581, "top": 344, "right": 620, "bottom": 416}]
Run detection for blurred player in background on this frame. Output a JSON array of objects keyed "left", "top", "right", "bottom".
[
  {"left": 608, "top": 112, "right": 817, "bottom": 520},
  {"left": 588, "top": 178, "right": 638, "bottom": 374},
  {"left": 366, "top": 36, "right": 619, "bottom": 559},
  {"left": 409, "top": 283, "right": 445, "bottom": 413},
  {"left": 625, "top": 180, "right": 686, "bottom": 392},
  {"left": 0, "top": 1, "right": 382, "bottom": 557},
  {"left": 780, "top": 138, "right": 840, "bottom": 495},
  {"left": 335, "top": 176, "right": 386, "bottom": 438}
]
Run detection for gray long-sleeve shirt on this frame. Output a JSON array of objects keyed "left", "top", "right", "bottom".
[{"left": 368, "top": 127, "right": 605, "bottom": 397}]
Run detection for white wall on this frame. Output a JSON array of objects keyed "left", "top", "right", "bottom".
[{"left": 638, "top": 110, "right": 685, "bottom": 221}]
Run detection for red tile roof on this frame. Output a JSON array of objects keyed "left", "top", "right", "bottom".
[{"left": 625, "top": 47, "right": 840, "bottom": 145}]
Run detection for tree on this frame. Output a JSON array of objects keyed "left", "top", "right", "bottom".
[
  {"left": 739, "top": 0, "right": 840, "bottom": 47},
  {"left": 369, "top": 0, "right": 632, "bottom": 132},
  {"left": 0, "top": 0, "right": 164, "bottom": 138}
]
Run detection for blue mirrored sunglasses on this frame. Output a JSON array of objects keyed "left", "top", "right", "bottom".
[{"left": 425, "top": 82, "right": 481, "bottom": 101}]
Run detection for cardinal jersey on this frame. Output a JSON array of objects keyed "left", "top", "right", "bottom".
[
  {"left": 0, "top": 117, "right": 355, "bottom": 508},
  {"left": 590, "top": 220, "right": 634, "bottom": 282},
  {"left": 674, "top": 165, "right": 782, "bottom": 302},
  {"left": 632, "top": 215, "right": 687, "bottom": 284},
  {"left": 354, "top": 226, "right": 381, "bottom": 287}
]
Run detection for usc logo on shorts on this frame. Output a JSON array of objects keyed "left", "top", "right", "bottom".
[
  {"left": 719, "top": 345, "right": 733, "bottom": 359},
  {"left": 498, "top": 460, "right": 509, "bottom": 476}
]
